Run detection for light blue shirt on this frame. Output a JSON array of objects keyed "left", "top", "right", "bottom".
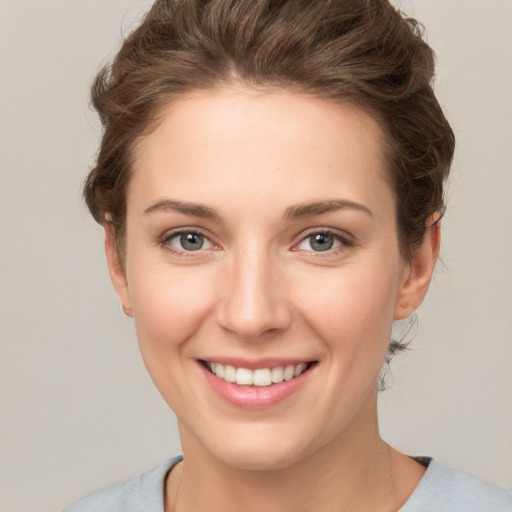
[{"left": 63, "top": 456, "right": 512, "bottom": 511}]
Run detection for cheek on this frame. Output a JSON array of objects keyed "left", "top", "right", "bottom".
[
  {"left": 295, "top": 261, "right": 401, "bottom": 355},
  {"left": 127, "top": 262, "right": 217, "bottom": 354}
]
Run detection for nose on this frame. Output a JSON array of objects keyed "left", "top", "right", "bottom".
[{"left": 216, "top": 248, "right": 292, "bottom": 340}]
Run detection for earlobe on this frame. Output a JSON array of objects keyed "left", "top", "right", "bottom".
[
  {"left": 104, "top": 222, "right": 133, "bottom": 318},
  {"left": 394, "top": 217, "right": 441, "bottom": 320}
]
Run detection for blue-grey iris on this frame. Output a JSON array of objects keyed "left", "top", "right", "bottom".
[
  {"left": 310, "top": 233, "right": 334, "bottom": 251},
  {"left": 181, "top": 233, "right": 204, "bottom": 251}
]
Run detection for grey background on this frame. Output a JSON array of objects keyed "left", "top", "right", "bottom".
[{"left": 0, "top": 1, "right": 511, "bottom": 511}]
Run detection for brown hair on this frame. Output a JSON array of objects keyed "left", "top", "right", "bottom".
[{"left": 84, "top": 0, "right": 455, "bottom": 262}]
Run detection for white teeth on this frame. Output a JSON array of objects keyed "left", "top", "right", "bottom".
[
  {"left": 294, "top": 363, "right": 307, "bottom": 377},
  {"left": 253, "top": 368, "right": 272, "bottom": 387},
  {"left": 271, "top": 366, "right": 284, "bottom": 384},
  {"left": 224, "top": 365, "right": 236, "bottom": 383},
  {"left": 284, "top": 365, "right": 295, "bottom": 381},
  {"left": 208, "top": 362, "right": 309, "bottom": 386},
  {"left": 215, "top": 363, "right": 225, "bottom": 379},
  {"left": 235, "top": 367, "right": 253, "bottom": 385}
]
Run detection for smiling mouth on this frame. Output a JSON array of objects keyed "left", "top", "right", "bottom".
[{"left": 202, "top": 361, "right": 316, "bottom": 387}]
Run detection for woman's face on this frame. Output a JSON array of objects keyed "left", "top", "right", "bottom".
[{"left": 107, "top": 85, "right": 435, "bottom": 470}]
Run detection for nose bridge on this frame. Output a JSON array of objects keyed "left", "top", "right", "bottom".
[{"left": 217, "top": 242, "right": 290, "bottom": 339}]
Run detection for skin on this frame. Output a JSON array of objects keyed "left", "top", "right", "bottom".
[{"left": 105, "top": 84, "right": 440, "bottom": 511}]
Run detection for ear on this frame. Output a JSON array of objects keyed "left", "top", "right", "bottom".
[
  {"left": 394, "top": 217, "right": 441, "bottom": 320},
  {"left": 104, "top": 223, "right": 133, "bottom": 317}
]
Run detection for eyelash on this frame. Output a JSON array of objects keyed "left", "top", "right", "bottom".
[
  {"left": 159, "top": 228, "right": 218, "bottom": 257},
  {"left": 294, "top": 229, "right": 353, "bottom": 256},
  {"left": 158, "top": 227, "right": 353, "bottom": 257}
]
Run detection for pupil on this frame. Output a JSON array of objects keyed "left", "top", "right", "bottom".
[
  {"left": 181, "top": 233, "right": 204, "bottom": 251},
  {"left": 311, "top": 233, "right": 333, "bottom": 251}
]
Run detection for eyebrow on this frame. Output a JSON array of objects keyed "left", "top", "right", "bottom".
[
  {"left": 143, "top": 198, "right": 372, "bottom": 221},
  {"left": 284, "top": 199, "right": 373, "bottom": 219},
  {"left": 144, "top": 199, "right": 221, "bottom": 220}
]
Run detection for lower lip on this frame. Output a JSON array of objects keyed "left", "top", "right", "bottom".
[{"left": 200, "top": 363, "right": 313, "bottom": 410}]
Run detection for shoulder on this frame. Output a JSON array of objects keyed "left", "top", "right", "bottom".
[
  {"left": 401, "top": 459, "right": 512, "bottom": 512},
  {"left": 62, "top": 456, "right": 182, "bottom": 512}
]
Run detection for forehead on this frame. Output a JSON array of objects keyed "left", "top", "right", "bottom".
[{"left": 129, "top": 85, "right": 391, "bottom": 217}]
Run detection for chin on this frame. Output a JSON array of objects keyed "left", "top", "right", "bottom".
[
  {"left": 198, "top": 423, "right": 320, "bottom": 472},
  {"left": 216, "top": 444, "right": 306, "bottom": 472}
]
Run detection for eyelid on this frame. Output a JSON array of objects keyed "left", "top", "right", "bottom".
[
  {"left": 292, "top": 228, "right": 354, "bottom": 253},
  {"left": 159, "top": 226, "right": 220, "bottom": 254},
  {"left": 158, "top": 226, "right": 353, "bottom": 255}
]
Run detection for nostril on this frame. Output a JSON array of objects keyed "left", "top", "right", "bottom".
[{"left": 217, "top": 297, "right": 292, "bottom": 340}]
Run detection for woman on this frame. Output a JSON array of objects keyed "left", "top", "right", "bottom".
[{"left": 64, "top": 0, "right": 512, "bottom": 510}]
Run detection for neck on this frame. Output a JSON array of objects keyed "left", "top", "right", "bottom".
[{"left": 167, "top": 392, "right": 425, "bottom": 512}]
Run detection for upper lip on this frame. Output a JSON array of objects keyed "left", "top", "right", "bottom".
[{"left": 199, "top": 357, "right": 315, "bottom": 370}]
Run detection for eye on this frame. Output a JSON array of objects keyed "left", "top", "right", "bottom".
[
  {"left": 164, "top": 230, "right": 216, "bottom": 252},
  {"left": 296, "top": 232, "right": 344, "bottom": 252}
]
